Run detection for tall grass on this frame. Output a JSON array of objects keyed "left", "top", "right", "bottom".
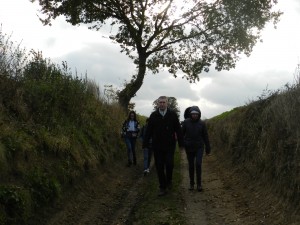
[
  {"left": 0, "top": 27, "right": 128, "bottom": 224},
  {"left": 208, "top": 68, "right": 300, "bottom": 216}
]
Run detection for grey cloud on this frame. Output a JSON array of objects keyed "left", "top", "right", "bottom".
[
  {"left": 200, "top": 69, "right": 293, "bottom": 107},
  {"left": 49, "top": 17, "right": 295, "bottom": 121},
  {"left": 45, "top": 37, "right": 56, "bottom": 48},
  {"left": 52, "top": 42, "right": 198, "bottom": 117},
  {"left": 294, "top": 0, "right": 300, "bottom": 12},
  {"left": 142, "top": 76, "right": 197, "bottom": 100},
  {"left": 51, "top": 41, "right": 294, "bottom": 120},
  {"left": 53, "top": 42, "right": 135, "bottom": 88},
  {"left": 133, "top": 71, "right": 198, "bottom": 116}
]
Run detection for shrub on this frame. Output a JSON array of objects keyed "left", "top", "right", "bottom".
[
  {"left": 25, "top": 169, "right": 61, "bottom": 209},
  {"left": 0, "top": 185, "right": 31, "bottom": 225}
]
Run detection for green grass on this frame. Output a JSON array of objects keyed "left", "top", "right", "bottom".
[
  {"left": 130, "top": 149, "right": 187, "bottom": 225},
  {"left": 209, "top": 106, "right": 241, "bottom": 122},
  {"left": 0, "top": 30, "right": 131, "bottom": 224}
]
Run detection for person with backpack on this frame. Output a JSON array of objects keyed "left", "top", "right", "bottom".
[
  {"left": 139, "top": 118, "right": 153, "bottom": 176},
  {"left": 181, "top": 106, "right": 211, "bottom": 192},
  {"left": 122, "top": 111, "right": 140, "bottom": 167}
]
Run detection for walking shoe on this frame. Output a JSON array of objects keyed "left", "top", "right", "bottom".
[
  {"left": 158, "top": 188, "right": 167, "bottom": 197},
  {"left": 197, "top": 185, "right": 203, "bottom": 192},
  {"left": 189, "top": 185, "right": 194, "bottom": 191}
]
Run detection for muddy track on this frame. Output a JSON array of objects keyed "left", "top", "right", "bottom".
[
  {"left": 36, "top": 160, "right": 144, "bottom": 225},
  {"left": 36, "top": 151, "right": 299, "bottom": 225}
]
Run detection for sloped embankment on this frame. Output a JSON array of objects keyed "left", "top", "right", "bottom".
[{"left": 207, "top": 85, "right": 300, "bottom": 223}]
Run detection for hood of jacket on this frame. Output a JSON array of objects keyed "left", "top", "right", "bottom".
[{"left": 189, "top": 106, "right": 201, "bottom": 121}]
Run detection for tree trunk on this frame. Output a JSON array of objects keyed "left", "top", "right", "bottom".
[{"left": 118, "top": 55, "right": 147, "bottom": 111}]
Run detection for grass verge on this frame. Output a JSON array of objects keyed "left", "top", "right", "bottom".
[{"left": 129, "top": 149, "right": 187, "bottom": 225}]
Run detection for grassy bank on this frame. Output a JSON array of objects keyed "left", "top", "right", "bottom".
[
  {"left": 207, "top": 79, "right": 300, "bottom": 217},
  {"left": 0, "top": 29, "right": 139, "bottom": 224}
]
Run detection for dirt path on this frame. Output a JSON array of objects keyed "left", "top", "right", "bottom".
[
  {"left": 181, "top": 152, "right": 249, "bottom": 225},
  {"left": 36, "top": 151, "right": 299, "bottom": 225},
  {"left": 180, "top": 151, "right": 299, "bottom": 225},
  {"left": 37, "top": 160, "right": 144, "bottom": 225}
]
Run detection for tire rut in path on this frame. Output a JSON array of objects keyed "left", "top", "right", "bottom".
[
  {"left": 44, "top": 162, "right": 144, "bottom": 225},
  {"left": 44, "top": 152, "right": 299, "bottom": 225},
  {"left": 180, "top": 152, "right": 243, "bottom": 225},
  {"left": 109, "top": 170, "right": 145, "bottom": 225}
]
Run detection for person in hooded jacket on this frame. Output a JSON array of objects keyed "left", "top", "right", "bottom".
[{"left": 181, "top": 106, "right": 211, "bottom": 192}]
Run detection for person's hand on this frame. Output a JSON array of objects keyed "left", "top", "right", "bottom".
[{"left": 206, "top": 152, "right": 211, "bottom": 156}]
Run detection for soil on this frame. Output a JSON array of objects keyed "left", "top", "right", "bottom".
[{"left": 34, "top": 151, "right": 299, "bottom": 225}]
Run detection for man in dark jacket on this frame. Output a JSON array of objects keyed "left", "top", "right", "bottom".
[
  {"left": 142, "top": 96, "right": 184, "bottom": 196},
  {"left": 181, "top": 106, "right": 211, "bottom": 192}
]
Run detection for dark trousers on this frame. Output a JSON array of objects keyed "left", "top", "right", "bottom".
[
  {"left": 143, "top": 147, "right": 152, "bottom": 170},
  {"left": 124, "top": 137, "right": 137, "bottom": 164},
  {"left": 186, "top": 148, "right": 204, "bottom": 186},
  {"left": 153, "top": 147, "right": 175, "bottom": 189}
]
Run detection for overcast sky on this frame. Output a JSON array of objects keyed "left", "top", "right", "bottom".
[{"left": 1, "top": 0, "right": 300, "bottom": 120}]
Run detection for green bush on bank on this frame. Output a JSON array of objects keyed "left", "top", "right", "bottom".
[
  {"left": 0, "top": 185, "right": 31, "bottom": 225},
  {"left": 208, "top": 80, "right": 300, "bottom": 214},
  {"left": 0, "top": 29, "right": 127, "bottom": 224}
]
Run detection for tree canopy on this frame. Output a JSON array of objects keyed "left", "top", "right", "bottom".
[{"left": 31, "top": 0, "right": 281, "bottom": 110}]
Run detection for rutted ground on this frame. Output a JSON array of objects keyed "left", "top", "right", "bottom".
[
  {"left": 37, "top": 161, "right": 143, "bottom": 225},
  {"left": 180, "top": 151, "right": 299, "bottom": 225},
  {"left": 34, "top": 150, "right": 299, "bottom": 225}
]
